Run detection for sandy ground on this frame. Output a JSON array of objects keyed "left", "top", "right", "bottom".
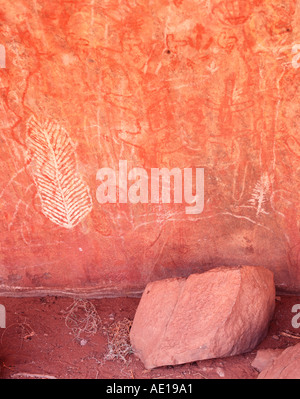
[{"left": 0, "top": 294, "right": 299, "bottom": 379}]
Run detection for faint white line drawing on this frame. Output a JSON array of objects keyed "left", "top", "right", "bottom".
[
  {"left": 0, "top": 45, "right": 5, "bottom": 68},
  {"left": 249, "top": 172, "right": 270, "bottom": 216},
  {"left": 26, "top": 116, "right": 93, "bottom": 229},
  {"left": 206, "top": 60, "right": 219, "bottom": 74},
  {"left": 292, "top": 44, "right": 300, "bottom": 69}
]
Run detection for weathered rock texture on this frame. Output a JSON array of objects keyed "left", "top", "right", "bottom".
[
  {"left": 251, "top": 349, "right": 283, "bottom": 373},
  {"left": 258, "top": 343, "right": 300, "bottom": 379},
  {"left": 130, "top": 266, "right": 275, "bottom": 369},
  {"left": 0, "top": 1, "right": 300, "bottom": 296}
]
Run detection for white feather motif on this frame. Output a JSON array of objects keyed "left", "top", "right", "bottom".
[
  {"left": 26, "top": 116, "right": 92, "bottom": 229},
  {"left": 249, "top": 173, "right": 270, "bottom": 216}
]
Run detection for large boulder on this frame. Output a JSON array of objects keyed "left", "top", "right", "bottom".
[
  {"left": 258, "top": 343, "right": 300, "bottom": 379},
  {"left": 130, "top": 266, "right": 275, "bottom": 369}
]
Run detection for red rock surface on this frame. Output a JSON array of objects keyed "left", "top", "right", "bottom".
[
  {"left": 0, "top": 1, "right": 300, "bottom": 295},
  {"left": 258, "top": 343, "right": 300, "bottom": 379},
  {"left": 130, "top": 266, "right": 275, "bottom": 369},
  {"left": 251, "top": 348, "right": 284, "bottom": 372}
]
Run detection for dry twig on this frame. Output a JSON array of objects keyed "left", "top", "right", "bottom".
[
  {"left": 11, "top": 373, "right": 57, "bottom": 379},
  {"left": 103, "top": 318, "right": 133, "bottom": 362},
  {"left": 280, "top": 330, "right": 300, "bottom": 339},
  {"left": 1, "top": 320, "right": 35, "bottom": 345}
]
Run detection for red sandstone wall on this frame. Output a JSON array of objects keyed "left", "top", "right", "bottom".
[{"left": 0, "top": 0, "right": 300, "bottom": 296}]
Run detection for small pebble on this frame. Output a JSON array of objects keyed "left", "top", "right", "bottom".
[
  {"left": 272, "top": 335, "right": 280, "bottom": 340},
  {"left": 108, "top": 313, "right": 115, "bottom": 320},
  {"left": 216, "top": 367, "right": 225, "bottom": 378}
]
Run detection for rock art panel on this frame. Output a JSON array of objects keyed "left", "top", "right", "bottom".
[{"left": 0, "top": 0, "right": 299, "bottom": 295}]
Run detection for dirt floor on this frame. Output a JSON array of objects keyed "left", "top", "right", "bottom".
[{"left": 0, "top": 294, "right": 299, "bottom": 379}]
